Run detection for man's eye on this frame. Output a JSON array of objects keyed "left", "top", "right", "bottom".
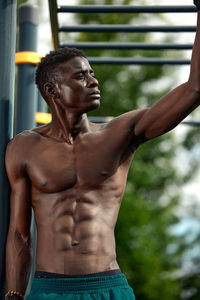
[{"left": 76, "top": 75, "right": 84, "bottom": 80}]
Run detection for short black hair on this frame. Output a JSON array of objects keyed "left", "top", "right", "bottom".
[{"left": 35, "top": 47, "right": 86, "bottom": 98}]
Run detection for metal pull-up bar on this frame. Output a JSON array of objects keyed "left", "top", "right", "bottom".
[
  {"left": 45, "top": 2, "right": 200, "bottom": 126},
  {"left": 48, "top": 1, "right": 196, "bottom": 64},
  {"left": 61, "top": 42, "right": 193, "bottom": 50},
  {"left": 59, "top": 25, "right": 196, "bottom": 33},
  {"left": 57, "top": 5, "right": 196, "bottom": 13},
  {"left": 87, "top": 58, "right": 190, "bottom": 65}
]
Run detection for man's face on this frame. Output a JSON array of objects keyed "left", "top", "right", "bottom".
[{"left": 54, "top": 56, "right": 100, "bottom": 114}]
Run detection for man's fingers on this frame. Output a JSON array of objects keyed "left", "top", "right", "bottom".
[{"left": 194, "top": 0, "right": 200, "bottom": 10}]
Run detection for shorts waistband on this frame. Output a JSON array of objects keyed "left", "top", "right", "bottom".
[
  {"left": 35, "top": 269, "right": 121, "bottom": 278},
  {"left": 31, "top": 272, "right": 129, "bottom": 294}
]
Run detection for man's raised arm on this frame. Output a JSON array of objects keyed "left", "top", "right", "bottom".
[
  {"left": 5, "top": 138, "right": 32, "bottom": 300},
  {"left": 133, "top": 2, "right": 200, "bottom": 141}
]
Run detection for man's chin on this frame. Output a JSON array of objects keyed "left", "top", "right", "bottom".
[{"left": 88, "top": 100, "right": 100, "bottom": 111}]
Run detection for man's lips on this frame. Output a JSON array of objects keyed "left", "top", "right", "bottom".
[
  {"left": 88, "top": 90, "right": 100, "bottom": 98},
  {"left": 88, "top": 90, "right": 100, "bottom": 96}
]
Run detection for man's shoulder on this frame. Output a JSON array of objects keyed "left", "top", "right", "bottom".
[
  {"left": 5, "top": 129, "right": 43, "bottom": 177},
  {"left": 6, "top": 129, "right": 40, "bottom": 156},
  {"left": 9, "top": 129, "right": 40, "bottom": 143}
]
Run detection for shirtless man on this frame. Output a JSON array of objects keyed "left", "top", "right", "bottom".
[{"left": 4, "top": 2, "right": 200, "bottom": 300}]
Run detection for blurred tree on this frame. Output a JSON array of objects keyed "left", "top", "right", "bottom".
[
  {"left": 65, "top": 0, "right": 200, "bottom": 299},
  {"left": 17, "top": 0, "right": 27, "bottom": 7},
  {"left": 179, "top": 126, "right": 200, "bottom": 300}
]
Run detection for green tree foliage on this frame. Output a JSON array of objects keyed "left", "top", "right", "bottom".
[
  {"left": 178, "top": 125, "right": 200, "bottom": 299},
  {"left": 69, "top": 1, "right": 198, "bottom": 299},
  {"left": 178, "top": 112, "right": 200, "bottom": 297},
  {"left": 17, "top": 0, "right": 27, "bottom": 7}
]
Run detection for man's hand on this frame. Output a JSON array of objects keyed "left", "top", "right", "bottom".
[{"left": 194, "top": 0, "right": 200, "bottom": 10}]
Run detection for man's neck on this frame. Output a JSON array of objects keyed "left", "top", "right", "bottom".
[{"left": 50, "top": 107, "right": 90, "bottom": 144}]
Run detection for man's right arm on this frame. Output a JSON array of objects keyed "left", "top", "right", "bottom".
[{"left": 5, "top": 137, "right": 32, "bottom": 299}]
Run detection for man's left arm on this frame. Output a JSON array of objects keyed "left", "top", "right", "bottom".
[{"left": 133, "top": 3, "right": 200, "bottom": 142}]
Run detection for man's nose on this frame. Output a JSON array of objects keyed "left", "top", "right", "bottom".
[{"left": 87, "top": 75, "right": 98, "bottom": 87}]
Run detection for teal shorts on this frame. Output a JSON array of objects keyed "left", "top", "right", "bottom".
[{"left": 26, "top": 270, "right": 135, "bottom": 299}]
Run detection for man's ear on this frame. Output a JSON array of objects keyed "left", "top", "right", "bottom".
[{"left": 43, "top": 82, "right": 60, "bottom": 98}]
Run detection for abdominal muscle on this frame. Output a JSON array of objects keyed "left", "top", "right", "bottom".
[{"left": 33, "top": 189, "right": 121, "bottom": 275}]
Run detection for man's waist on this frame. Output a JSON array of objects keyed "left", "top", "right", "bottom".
[
  {"left": 30, "top": 269, "right": 130, "bottom": 294},
  {"left": 34, "top": 269, "right": 121, "bottom": 278}
]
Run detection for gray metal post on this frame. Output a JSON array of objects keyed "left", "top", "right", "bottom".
[
  {"left": 14, "top": 3, "right": 38, "bottom": 135},
  {"left": 15, "top": 4, "right": 39, "bottom": 296},
  {"left": 0, "top": 1, "right": 17, "bottom": 298}
]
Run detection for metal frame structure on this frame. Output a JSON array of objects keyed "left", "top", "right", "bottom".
[
  {"left": 59, "top": 25, "right": 196, "bottom": 33},
  {"left": 48, "top": 1, "right": 197, "bottom": 64},
  {"left": 47, "top": 1, "right": 199, "bottom": 126},
  {"left": 57, "top": 5, "right": 196, "bottom": 13},
  {"left": 61, "top": 42, "right": 193, "bottom": 50},
  {"left": 15, "top": 3, "right": 38, "bottom": 135}
]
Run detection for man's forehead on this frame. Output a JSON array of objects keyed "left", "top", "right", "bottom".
[{"left": 59, "top": 56, "right": 92, "bottom": 73}]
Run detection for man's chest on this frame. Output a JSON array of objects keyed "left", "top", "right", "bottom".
[{"left": 26, "top": 133, "right": 131, "bottom": 193}]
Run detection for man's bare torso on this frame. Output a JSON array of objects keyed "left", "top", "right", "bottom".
[
  {"left": 5, "top": 30, "right": 200, "bottom": 295},
  {"left": 22, "top": 117, "right": 135, "bottom": 275}
]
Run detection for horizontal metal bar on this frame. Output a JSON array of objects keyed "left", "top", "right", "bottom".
[
  {"left": 59, "top": 25, "right": 196, "bottom": 33},
  {"left": 35, "top": 114, "right": 200, "bottom": 126},
  {"left": 58, "top": 5, "right": 196, "bottom": 13},
  {"left": 88, "top": 116, "right": 113, "bottom": 123},
  {"left": 61, "top": 42, "right": 193, "bottom": 50},
  {"left": 88, "top": 58, "right": 190, "bottom": 65},
  {"left": 182, "top": 120, "right": 200, "bottom": 126}
]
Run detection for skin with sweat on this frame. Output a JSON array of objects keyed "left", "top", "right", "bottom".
[{"left": 5, "top": 10, "right": 200, "bottom": 295}]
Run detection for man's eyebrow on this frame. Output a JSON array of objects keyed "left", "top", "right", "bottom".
[{"left": 72, "top": 69, "right": 95, "bottom": 76}]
